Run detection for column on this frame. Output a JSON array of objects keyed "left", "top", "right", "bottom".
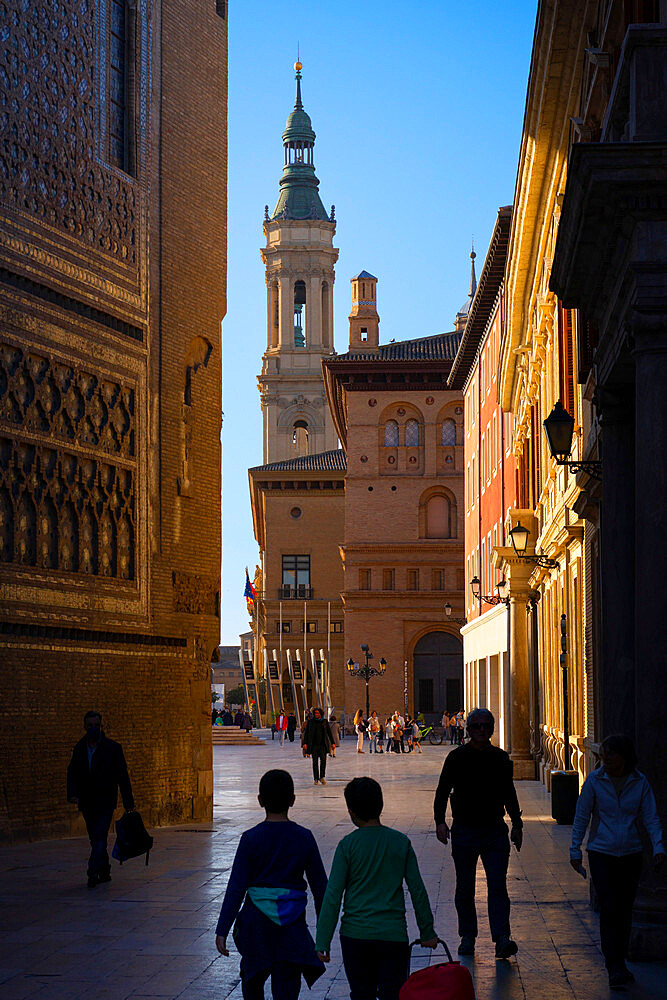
[
  {"left": 508, "top": 595, "right": 534, "bottom": 779},
  {"left": 630, "top": 321, "right": 667, "bottom": 960},
  {"left": 278, "top": 274, "right": 292, "bottom": 350}
]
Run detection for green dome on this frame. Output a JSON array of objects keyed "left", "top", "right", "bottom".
[
  {"left": 283, "top": 106, "right": 315, "bottom": 144},
  {"left": 269, "top": 65, "right": 330, "bottom": 223}
]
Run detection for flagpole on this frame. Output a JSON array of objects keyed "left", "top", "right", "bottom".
[
  {"left": 303, "top": 600, "right": 308, "bottom": 709},
  {"left": 327, "top": 601, "right": 331, "bottom": 716}
]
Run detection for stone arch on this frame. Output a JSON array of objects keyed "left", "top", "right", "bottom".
[
  {"left": 410, "top": 629, "right": 463, "bottom": 724},
  {"left": 418, "top": 485, "right": 457, "bottom": 539},
  {"left": 436, "top": 402, "right": 463, "bottom": 447}
]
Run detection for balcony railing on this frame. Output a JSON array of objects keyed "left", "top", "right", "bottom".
[{"left": 278, "top": 585, "right": 314, "bottom": 600}]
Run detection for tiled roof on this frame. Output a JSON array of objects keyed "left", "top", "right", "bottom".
[
  {"left": 352, "top": 270, "right": 377, "bottom": 280},
  {"left": 249, "top": 449, "right": 347, "bottom": 473},
  {"left": 336, "top": 330, "right": 461, "bottom": 362}
]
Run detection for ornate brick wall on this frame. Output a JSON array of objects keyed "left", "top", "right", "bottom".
[{"left": 0, "top": 0, "right": 226, "bottom": 843}]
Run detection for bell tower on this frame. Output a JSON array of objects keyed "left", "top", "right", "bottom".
[
  {"left": 258, "top": 62, "right": 339, "bottom": 463},
  {"left": 348, "top": 270, "right": 379, "bottom": 351}
]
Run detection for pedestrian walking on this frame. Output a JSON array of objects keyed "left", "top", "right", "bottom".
[
  {"left": 456, "top": 711, "right": 465, "bottom": 745},
  {"left": 215, "top": 769, "right": 327, "bottom": 999},
  {"left": 286, "top": 712, "right": 297, "bottom": 742},
  {"left": 354, "top": 709, "right": 365, "bottom": 754},
  {"left": 328, "top": 715, "right": 340, "bottom": 757},
  {"left": 392, "top": 715, "right": 403, "bottom": 755},
  {"left": 315, "top": 777, "right": 438, "bottom": 1000},
  {"left": 368, "top": 711, "right": 380, "bottom": 754},
  {"left": 302, "top": 708, "right": 334, "bottom": 785},
  {"left": 385, "top": 717, "right": 394, "bottom": 753},
  {"left": 396, "top": 711, "right": 408, "bottom": 753},
  {"left": 433, "top": 707, "right": 522, "bottom": 959},
  {"left": 411, "top": 719, "right": 422, "bottom": 754},
  {"left": 67, "top": 710, "right": 135, "bottom": 888},
  {"left": 243, "top": 711, "right": 253, "bottom": 734},
  {"left": 569, "top": 734, "right": 664, "bottom": 990},
  {"left": 377, "top": 720, "right": 385, "bottom": 754},
  {"left": 276, "top": 710, "right": 288, "bottom": 747},
  {"left": 234, "top": 709, "right": 244, "bottom": 727}
]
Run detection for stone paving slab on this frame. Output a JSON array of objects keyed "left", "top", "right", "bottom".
[{"left": 0, "top": 733, "right": 665, "bottom": 999}]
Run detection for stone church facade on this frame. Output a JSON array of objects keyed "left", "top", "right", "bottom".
[{"left": 0, "top": 0, "right": 227, "bottom": 841}]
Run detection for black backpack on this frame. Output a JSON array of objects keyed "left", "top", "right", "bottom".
[{"left": 112, "top": 810, "right": 154, "bottom": 866}]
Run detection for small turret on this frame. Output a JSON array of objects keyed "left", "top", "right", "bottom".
[{"left": 349, "top": 271, "right": 379, "bottom": 351}]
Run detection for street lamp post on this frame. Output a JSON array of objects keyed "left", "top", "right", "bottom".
[
  {"left": 508, "top": 521, "right": 558, "bottom": 569},
  {"left": 470, "top": 576, "right": 509, "bottom": 607},
  {"left": 543, "top": 400, "right": 602, "bottom": 480},
  {"left": 347, "top": 644, "right": 387, "bottom": 721}
]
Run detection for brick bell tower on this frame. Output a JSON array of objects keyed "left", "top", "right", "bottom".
[
  {"left": 348, "top": 270, "right": 379, "bottom": 351},
  {"left": 258, "top": 61, "right": 340, "bottom": 463}
]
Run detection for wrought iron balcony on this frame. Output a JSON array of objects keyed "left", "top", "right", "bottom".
[{"left": 278, "top": 585, "right": 313, "bottom": 600}]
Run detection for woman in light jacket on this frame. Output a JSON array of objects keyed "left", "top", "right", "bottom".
[
  {"left": 569, "top": 734, "right": 664, "bottom": 990},
  {"left": 353, "top": 709, "right": 365, "bottom": 753}
]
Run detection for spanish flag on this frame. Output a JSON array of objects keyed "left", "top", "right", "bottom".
[{"left": 244, "top": 568, "right": 256, "bottom": 612}]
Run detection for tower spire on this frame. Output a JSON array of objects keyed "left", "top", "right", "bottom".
[
  {"left": 469, "top": 240, "right": 477, "bottom": 298},
  {"left": 269, "top": 61, "right": 330, "bottom": 223},
  {"left": 294, "top": 56, "right": 303, "bottom": 109}
]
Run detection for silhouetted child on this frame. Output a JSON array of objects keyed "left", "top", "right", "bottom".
[
  {"left": 315, "top": 777, "right": 437, "bottom": 1000},
  {"left": 215, "top": 769, "right": 327, "bottom": 999}
]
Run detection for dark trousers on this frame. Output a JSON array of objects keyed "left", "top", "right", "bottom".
[
  {"left": 312, "top": 748, "right": 327, "bottom": 781},
  {"left": 451, "top": 822, "right": 511, "bottom": 941},
  {"left": 340, "top": 935, "right": 410, "bottom": 1000},
  {"left": 82, "top": 808, "right": 113, "bottom": 877},
  {"left": 241, "top": 962, "right": 302, "bottom": 1000},
  {"left": 588, "top": 850, "right": 643, "bottom": 971}
]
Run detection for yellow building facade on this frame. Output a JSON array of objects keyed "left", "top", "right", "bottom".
[{"left": 497, "top": 0, "right": 597, "bottom": 785}]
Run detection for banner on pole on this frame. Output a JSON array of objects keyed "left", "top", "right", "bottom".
[{"left": 268, "top": 660, "right": 279, "bottom": 682}]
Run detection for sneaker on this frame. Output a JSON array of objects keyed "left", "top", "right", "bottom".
[
  {"left": 457, "top": 935, "right": 475, "bottom": 955},
  {"left": 314, "top": 780, "right": 319, "bottom": 785},
  {"left": 495, "top": 937, "right": 518, "bottom": 959},
  {"left": 320, "top": 779, "right": 327, "bottom": 785}
]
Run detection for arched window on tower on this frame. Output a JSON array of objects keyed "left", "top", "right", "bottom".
[
  {"left": 441, "top": 419, "right": 456, "bottom": 446},
  {"left": 294, "top": 280, "right": 306, "bottom": 346},
  {"left": 426, "top": 495, "right": 451, "bottom": 538},
  {"left": 384, "top": 419, "right": 399, "bottom": 447},
  {"left": 405, "top": 419, "right": 420, "bottom": 447},
  {"left": 293, "top": 420, "right": 309, "bottom": 455}
]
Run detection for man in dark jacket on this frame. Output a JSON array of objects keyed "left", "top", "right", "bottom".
[
  {"left": 286, "top": 712, "right": 297, "bottom": 742},
  {"left": 301, "top": 707, "right": 333, "bottom": 785},
  {"left": 67, "top": 710, "right": 135, "bottom": 887},
  {"left": 433, "top": 708, "right": 523, "bottom": 960}
]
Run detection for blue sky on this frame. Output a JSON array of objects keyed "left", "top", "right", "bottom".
[{"left": 221, "top": 0, "right": 537, "bottom": 643}]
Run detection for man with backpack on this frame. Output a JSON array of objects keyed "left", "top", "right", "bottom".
[{"left": 67, "top": 710, "right": 135, "bottom": 888}]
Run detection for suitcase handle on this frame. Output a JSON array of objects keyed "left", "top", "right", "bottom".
[{"left": 408, "top": 937, "right": 453, "bottom": 964}]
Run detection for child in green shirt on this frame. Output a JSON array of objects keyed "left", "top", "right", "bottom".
[{"left": 315, "top": 777, "right": 437, "bottom": 1000}]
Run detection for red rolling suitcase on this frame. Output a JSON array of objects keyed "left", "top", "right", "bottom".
[{"left": 399, "top": 938, "right": 476, "bottom": 1000}]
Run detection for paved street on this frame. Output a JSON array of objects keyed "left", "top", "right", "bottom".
[{"left": 1, "top": 735, "right": 665, "bottom": 1000}]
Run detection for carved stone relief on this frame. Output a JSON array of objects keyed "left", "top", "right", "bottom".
[
  {"left": 172, "top": 570, "right": 219, "bottom": 616},
  {"left": 1, "top": 0, "right": 137, "bottom": 265},
  {"left": 0, "top": 341, "right": 136, "bottom": 579}
]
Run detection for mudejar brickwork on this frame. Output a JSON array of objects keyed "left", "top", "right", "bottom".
[{"left": 0, "top": 0, "right": 227, "bottom": 841}]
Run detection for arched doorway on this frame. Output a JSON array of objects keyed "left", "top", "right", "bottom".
[{"left": 413, "top": 631, "right": 463, "bottom": 725}]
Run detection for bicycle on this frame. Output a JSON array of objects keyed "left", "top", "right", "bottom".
[{"left": 418, "top": 724, "right": 443, "bottom": 745}]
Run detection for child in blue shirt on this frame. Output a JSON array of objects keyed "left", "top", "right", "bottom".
[{"left": 215, "top": 769, "right": 327, "bottom": 999}]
